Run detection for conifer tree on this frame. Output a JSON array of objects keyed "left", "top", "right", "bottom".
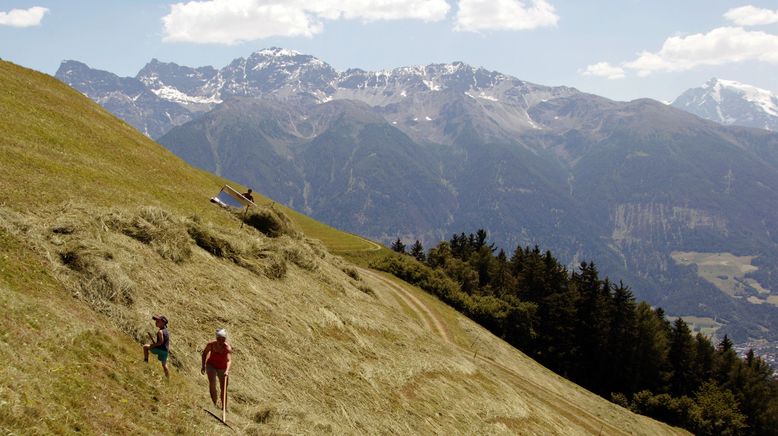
[
  {"left": 472, "top": 245, "right": 495, "bottom": 288},
  {"left": 450, "top": 233, "right": 471, "bottom": 259},
  {"left": 714, "top": 335, "right": 738, "bottom": 388},
  {"left": 737, "top": 351, "right": 778, "bottom": 435},
  {"left": 668, "top": 318, "right": 696, "bottom": 396},
  {"left": 490, "top": 249, "right": 516, "bottom": 297},
  {"left": 531, "top": 259, "right": 579, "bottom": 377},
  {"left": 571, "top": 262, "right": 612, "bottom": 392},
  {"left": 633, "top": 303, "right": 670, "bottom": 393},
  {"left": 509, "top": 244, "right": 526, "bottom": 277},
  {"left": 692, "top": 333, "right": 715, "bottom": 387},
  {"left": 475, "top": 229, "right": 488, "bottom": 249},
  {"left": 409, "top": 240, "right": 426, "bottom": 262},
  {"left": 607, "top": 281, "right": 638, "bottom": 394},
  {"left": 391, "top": 238, "right": 406, "bottom": 254}
]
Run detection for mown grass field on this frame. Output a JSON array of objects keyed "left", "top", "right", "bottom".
[
  {"left": 671, "top": 251, "right": 775, "bottom": 306},
  {"left": 0, "top": 60, "right": 687, "bottom": 435}
]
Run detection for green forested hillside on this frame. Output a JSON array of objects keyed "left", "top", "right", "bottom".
[{"left": 378, "top": 231, "right": 778, "bottom": 434}]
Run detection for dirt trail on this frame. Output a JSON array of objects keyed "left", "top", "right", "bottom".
[
  {"left": 359, "top": 238, "right": 383, "bottom": 251},
  {"left": 358, "top": 268, "right": 451, "bottom": 344},
  {"left": 360, "top": 267, "right": 650, "bottom": 436}
]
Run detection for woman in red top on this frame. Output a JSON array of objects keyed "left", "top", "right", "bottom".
[{"left": 201, "top": 329, "right": 232, "bottom": 408}]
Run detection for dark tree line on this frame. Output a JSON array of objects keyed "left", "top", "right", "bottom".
[{"left": 378, "top": 231, "right": 778, "bottom": 435}]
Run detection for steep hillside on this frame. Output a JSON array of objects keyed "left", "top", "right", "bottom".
[{"left": 0, "top": 60, "right": 688, "bottom": 434}]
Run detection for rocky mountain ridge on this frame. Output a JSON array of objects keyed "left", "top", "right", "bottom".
[{"left": 56, "top": 47, "right": 577, "bottom": 140}]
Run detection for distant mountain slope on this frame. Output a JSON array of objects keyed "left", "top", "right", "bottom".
[
  {"left": 2, "top": 60, "right": 688, "bottom": 434},
  {"left": 55, "top": 60, "right": 195, "bottom": 138},
  {"left": 159, "top": 97, "right": 457, "bottom": 239},
  {"left": 673, "top": 78, "right": 778, "bottom": 131},
  {"left": 525, "top": 96, "right": 778, "bottom": 337}
]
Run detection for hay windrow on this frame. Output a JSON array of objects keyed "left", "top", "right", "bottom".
[
  {"left": 106, "top": 206, "right": 192, "bottom": 263},
  {"left": 341, "top": 266, "right": 361, "bottom": 281},
  {"left": 259, "top": 251, "right": 288, "bottom": 279},
  {"left": 59, "top": 241, "right": 135, "bottom": 307},
  {"left": 305, "top": 238, "right": 329, "bottom": 259},
  {"left": 279, "top": 240, "right": 319, "bottom": 272},
  {"left": 238, "top": 206, "right": 299, "bottom": 238},
  {"left": 186, "top": 220, "right": 288, "bottom": 279},
  {"left": 357, "top": 284, "right": 376, "bottom": 298},
  {"left": 186, "top": 220, "right": 240, "bottom": 259}
]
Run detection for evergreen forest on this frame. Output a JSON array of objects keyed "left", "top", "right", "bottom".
[{"left": 379, "top": 231, "right": 778, "bottom": 435}]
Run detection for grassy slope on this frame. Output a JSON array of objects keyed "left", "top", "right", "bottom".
[{"left": 0, "top": 60, "right": 686, "bottom": 435}]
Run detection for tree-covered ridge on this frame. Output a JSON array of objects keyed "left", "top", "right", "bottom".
[{"left": 376, "top": 231, "right": 778, "bottom": 435}]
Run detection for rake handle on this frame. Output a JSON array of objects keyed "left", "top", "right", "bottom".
[{"left": 222, "top": 374, "right": 229, "bottom": 423}]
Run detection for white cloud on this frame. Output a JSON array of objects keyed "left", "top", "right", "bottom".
[
  {"left": 623, "top": 27, "right": 778, "bottom": 76},
  {"left": 0, "top": 6, "right": 48, "bottom": 27},
  {"left": 579, "top": 62, "right": 625, "bottom": 80},
  {"left": 162, "top": 0, "right": 450, "bottom": 44},
  {"left": 724, "top": 5, "right": 778, "bottom": 26},
  {"left": 308, "top": 0, "right": 450, "bottom": 22},
  {"left": 581, "top": 26, "right": 778, "bottom": 78},
  {"left": 454, "top": 0, "right": 558, "bottom": 32},
  {"left": 162, "top": 1, "right": 320, "bottom": 43}
]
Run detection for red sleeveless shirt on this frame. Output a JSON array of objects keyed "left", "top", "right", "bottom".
[{"left": 207, "top": 344, "right": 230, "bottom": 369}]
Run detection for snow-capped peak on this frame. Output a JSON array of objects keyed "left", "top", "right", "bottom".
[
  {"left": 673, "top": 78, "right": 778, "bottom": 131},
  {"left": 255, "top": 47, "right": 302, "bottom": 57},
  {"left": 712, "top": 78, "right": 778, "bottom": 117},
  {"left": 248, "top": 47, "right": 328, "bottom": 70}
]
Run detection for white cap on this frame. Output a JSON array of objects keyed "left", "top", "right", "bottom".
[{"left": 216, "top": 328, "right": 228, "bottom": 338}]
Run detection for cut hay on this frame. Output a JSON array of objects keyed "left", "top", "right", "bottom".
[
  {"left": 188, "top": 220, "right": 288, "bottom": 279},
  {"left": 107, "top": 206, "right": 192, "bottom": 263},
  {"left": 341, "top": 266, "right": 361, "bottom": 281},
  {"left": 59, "top": 241, "right": 135, "bottom": 307},
  {"left": 258, "top": 251, "right": 287, "bottom": 280},
  {"left": 357, "top": 284, "right": 376, "bottom": 298},
  {"left": 187, "top": 221, "right": 240, "bottom": 259},
  {"left": 280, "top": 243, "right": 319, "bottom": 272},
  {"left": 238, "top": 206, "right": 298, "bottom": 238},
  {"left": 253, "top": 406, "right": 275, "bottom": 424}
]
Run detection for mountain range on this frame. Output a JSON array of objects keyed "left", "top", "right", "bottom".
[{"left": 55, "top": 48, "right": 778, "bottom": 342}]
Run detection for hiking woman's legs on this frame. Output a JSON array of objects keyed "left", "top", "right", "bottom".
[
  {"left": 218, "top": 373, "right": 226, "bottom": 407},
  {"left": 207, "top": 368, "right": 218, "bottom": 406}
]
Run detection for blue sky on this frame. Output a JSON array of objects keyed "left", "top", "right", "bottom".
[{"left": 2, "top": 0, "right": 777, "bottom": 102}]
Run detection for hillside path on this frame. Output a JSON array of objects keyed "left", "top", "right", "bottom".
[
  {"left": 358, "top": 268, "right": 452, "bottom": 344},
  {"left": 355, "top": 236, "right": 383, "bottom": 251}
]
